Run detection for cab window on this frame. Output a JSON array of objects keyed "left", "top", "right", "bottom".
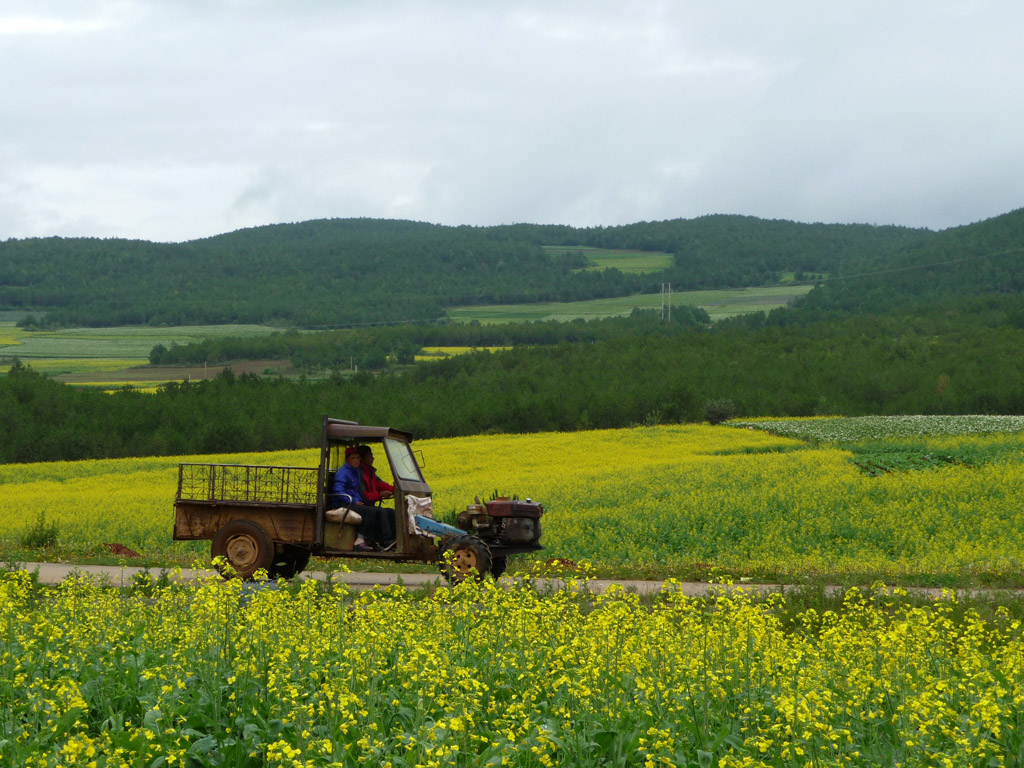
[{"left": 385, "top": 438, "right": 424, "bottom": 482}]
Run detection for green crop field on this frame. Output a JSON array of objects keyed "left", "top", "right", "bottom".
[
  {"left": 447, "top": 284, "right": 812, "bottom": 323},
  {"left": 542, "top": 245, "right": 675, "bottom": 273},
  {"left": 0, "top": 322, "right": 290, "bottom": 382},
  {"left": 0, "top": 322, "right": 286, "bottom": 360}
]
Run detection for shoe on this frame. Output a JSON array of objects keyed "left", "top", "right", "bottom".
[
  {"left": 382, "top": 540, "right": 396, "bottom": 552},
  {"left": 353, "top": 539, "right": 374, "bottom": 552}
]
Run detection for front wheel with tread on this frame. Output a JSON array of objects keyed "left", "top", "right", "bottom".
[
  {"left": 211, "top": 520, "right": 274, "bottom": 580},
  {"left": 439, "top": 535, "right": 492, "bottom": 584}
]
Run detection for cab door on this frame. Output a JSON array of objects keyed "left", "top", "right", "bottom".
[{"left": 383, "top": 437, "right": 433, "bottom": 555}]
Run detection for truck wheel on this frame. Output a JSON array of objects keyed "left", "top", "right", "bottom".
[
  {"left": 270, "top": 548, "right": 311, "bottom": 579},
  {"left": 439, "top": 535, "right": 492, "bottom": 584},
  {"left": 211, "top": 520, "right": 274, "bottom": 580},
  {"left": 490, "top": 555, "right": 508, "bottom": 579}
]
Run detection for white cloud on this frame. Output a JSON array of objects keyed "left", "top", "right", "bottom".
[
  {"left": 1, "top": 0, "right": 1022, "bottom": 241},
  {"left": 0, "top": 161, "right": 253, "bottom": 240},
  {"left": 0, "top": 16, "right": 108, "bottom": 35}
]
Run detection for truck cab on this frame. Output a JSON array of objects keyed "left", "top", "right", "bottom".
[{"left": 316, "top": 418, "right": 437, "bottom": 562}]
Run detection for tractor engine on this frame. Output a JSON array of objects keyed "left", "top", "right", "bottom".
[{"left": 457, "top": 498, "right": 544, "bottom": 545}]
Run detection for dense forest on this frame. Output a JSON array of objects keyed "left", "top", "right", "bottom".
[
  {"left": 3, "top": 294, "right": 1022, "bottom": 463},
  {"left": 0, "top": 215, "right": 937, "bottom": 328},
  {"left": 487, "top": 216, "right": 937, "bottom": 287}
]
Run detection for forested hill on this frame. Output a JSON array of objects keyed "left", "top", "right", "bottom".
[
  {"left": 488, "top": 215, "right": 937, "bottom": 288},
  {"left": 784, "top": 207, "right": 1024, "bottom": 320},
  {"left": 1, "top": 215, "right": 935, "bottom": 328}
]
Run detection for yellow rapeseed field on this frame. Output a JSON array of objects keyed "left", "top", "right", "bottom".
[
  {"left": 62, "top": 382, "right": 167, "bottom": 393},
  {"left": 414, "top": 346, "right": 511, "bottom": 362},
  {"left": 19, "top": 358, "right": 149, "bottom": 374},
  {"left": 2, "top": 424, "right": 1023, "bottom": 581},
  {"left": 0, "top": 329, "right": 22, "bottom": 346},
  {"left": 4, "top": 420, "right": 1024, "bottom": 765},
  {"left": 1, "top": 571, "right": 1023, "bottom": 766}
]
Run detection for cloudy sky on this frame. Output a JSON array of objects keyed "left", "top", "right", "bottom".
[{"left": 1, "top": 1, "right": 1022, "bottom": 242}]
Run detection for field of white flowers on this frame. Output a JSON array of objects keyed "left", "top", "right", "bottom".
[{"left": 731, "top": 415, "right": 1024, "bottom": 441}]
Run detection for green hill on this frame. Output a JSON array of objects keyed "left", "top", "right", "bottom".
[
  {"left": 785, "top": 207, "right": 1024, "bottom": 319},
  {"left": 496, "top": 215, "right": 937, "bottom": 288},
  {"left": 1, "top": 215, "right": 936, "bottom": 328},
  {"left": 2, "top": 220, "right": 583, "bottom": 327}
]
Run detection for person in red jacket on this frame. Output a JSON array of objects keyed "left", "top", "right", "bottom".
[
  {"left": 358, "top": 445, "right": 396, "bottom": 549},
  {"left": 358, "top": 444, "right": 394, "bottom": 505}
]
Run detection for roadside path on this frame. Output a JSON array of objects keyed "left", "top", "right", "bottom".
[
  {"left": 19, "top": 561, "right": 697, "bottom": 594},
  {"left": 13, "top": 562, "right": 984, "bottom": 598}
]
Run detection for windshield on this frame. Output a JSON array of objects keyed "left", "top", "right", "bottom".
[{"left": 384, "top": 438, "right": 424, "bottom": 482}]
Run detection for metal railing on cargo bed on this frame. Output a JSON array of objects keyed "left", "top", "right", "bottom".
[{"left": 177, "top": 463, "right": 320, "bottom": 506}]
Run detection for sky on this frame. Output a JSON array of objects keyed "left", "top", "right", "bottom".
[{"left": 1, "top": 1, "right": 1022, "bottom": 243}]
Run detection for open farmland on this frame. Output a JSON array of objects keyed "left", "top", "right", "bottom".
[
  {"left": 446, "top": 284, "right": 812, "bottom": 323},
  {"left": 3, "top": 418, "right": 1023, "bottom": 585},
  {"left": 0, "top": 321, "right": 292, "bottom": 385},
  {"left": 542, "top": 245, "right": 675, "bottom": 273}
]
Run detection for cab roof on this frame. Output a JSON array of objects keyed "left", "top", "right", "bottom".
[{"left": 323, "top": 417, "right": 413, "bottom": 443}]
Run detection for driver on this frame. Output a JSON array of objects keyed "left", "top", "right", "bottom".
[{"left": 358, "top": 444, "right": 394, "bottom": 505}]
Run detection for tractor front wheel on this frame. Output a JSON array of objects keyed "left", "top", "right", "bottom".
[{"left": 439, "top": 535, "right": 492, "bottom": 584}]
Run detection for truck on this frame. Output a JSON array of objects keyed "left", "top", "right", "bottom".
[{"left": 173, "top": 416, "right": 545, "bottom": 582}]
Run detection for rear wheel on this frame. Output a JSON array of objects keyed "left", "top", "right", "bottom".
[
  {"left": 211, "top": 520, "right": 274, "bottom": 580},
  {"left": 439, "top": 535, "right": 492, "bottom": 584}
]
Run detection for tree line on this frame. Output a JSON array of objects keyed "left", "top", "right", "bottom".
[
  {"left": 4, "top": 296, "right": 1022, "bottom": 463},
  {"left": 148, "top": 307, "right": 713, "bottom": 371}
]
